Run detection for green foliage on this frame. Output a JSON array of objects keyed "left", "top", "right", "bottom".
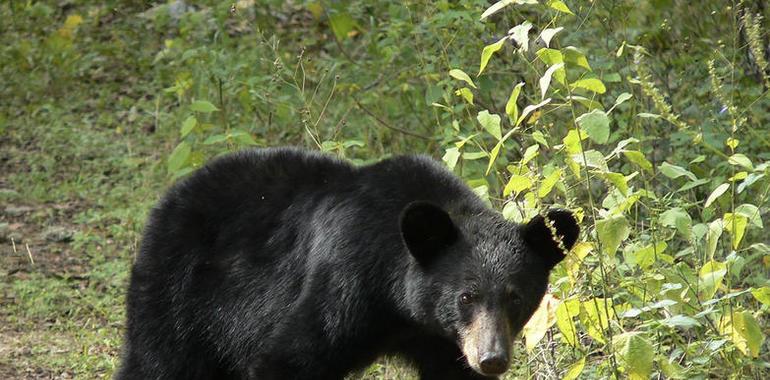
[{"left": 2, "top": 0, "right": 769, "bottom": 378}]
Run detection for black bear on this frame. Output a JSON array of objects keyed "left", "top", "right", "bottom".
[{"left": 117, "top": 147, "right": 579, "bottom": 380}]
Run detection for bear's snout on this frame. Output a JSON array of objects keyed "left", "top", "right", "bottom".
[{"left": 460, "top": 308, "right": 512, "bottom": 376}]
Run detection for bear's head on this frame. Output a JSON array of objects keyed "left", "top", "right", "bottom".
[{"left": 400, "top": 201, "right": 579, "bottom": 377}]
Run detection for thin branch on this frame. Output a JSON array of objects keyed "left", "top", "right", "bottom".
[{"left": 353, "top": 98, "right": 432, "bottom": 140}]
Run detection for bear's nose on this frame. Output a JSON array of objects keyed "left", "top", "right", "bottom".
[{"left": 479, "top": 352, "right": 509, "bottom": 375}]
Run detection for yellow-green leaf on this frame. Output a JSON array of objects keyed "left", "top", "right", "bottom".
[
  {"left": 752, "top": 287, "right": 770, "bottom": 306},
  {"left": 706, "top": 219, "right": 723, "bottom": 260},
  {"left": 699, "top": 260, "right": 727, "bottom": 300},
  {"left": 719, "top": 311, "right": 765, "bottom": 358},
  {"left": 538, "top": 169, "right": 563, "bottom": 198},
  {"left": 504, "top": 175, "right": 532, "bottom": 197},
  {"left": 562, "top": 357, "right": 586, "bottom": 380},
  {"left": 556, "top": 298, "right": 580, "bottom": 346},
  {"left": 723, "top": 213, "right": 748, "bottom": 250},
  {"left": 570, "top": 78, "right": 606, "bottom": 94},
  {"left": 623, "top": 151, "right": 653, "bottom": 172},
  {"left": 563, "top": 46, "right": 591, "bottom": 70},
  {"left": 455, "top": 87, "right": 474, "bottom": 105},
  {"left": 581, "top": 298, "right": 614, "bottom": 344},
  {"left": 486, "top": 142, "right": 502, "bottom": 175},
  {"left": 521, "top": 144, "right": 539, "bottom": 165},
  {"left": 522, "top": 294, "right": 559, "bottom": 351},
  {"left": 536, "top": 48, "right": 564, "bottom": 66},
  {"left": 449, "top": 69, "right": 477, "bottom": 89},
  {"left": 547, "top": 0, "right": 574, "bottom": 15},
  {"left": 612, "top": 332, "right": 653, "bottom": 380},
  {"left": 479, "top": 37, "right": 507, "bottom": 76},
  {"left": 505, "top": 82, "right": 525, "bottom": 123}
]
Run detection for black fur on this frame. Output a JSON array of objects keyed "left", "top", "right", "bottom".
[{"left": 117, "top": 147, "right": 578, "bottom": 380}]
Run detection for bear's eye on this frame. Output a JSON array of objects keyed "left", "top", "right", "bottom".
[{"left": 459, "top": 292, "right": 474, "bottom": 305}]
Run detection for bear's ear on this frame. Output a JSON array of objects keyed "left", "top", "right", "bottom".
[
  {"left": 522, "top": 209, "right": 579, "bottom": 269},
  {"left": 400, "top": 201, "right": 458, "bottom": 265}
]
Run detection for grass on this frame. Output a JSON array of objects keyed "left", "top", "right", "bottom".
[{"left": 0, "top": 2, "right": 416, "bottom": 378}]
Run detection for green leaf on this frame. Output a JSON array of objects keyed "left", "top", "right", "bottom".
[
  {"left": 627, "top": 242, "right": 666, "bottom": 269},
  {"left": 508, "top": 21, "right": 533, "bottom": 52},
  {"left": 751, "top": 287, "right": 770, "bottom": 306},
  {"left": 562, "top": 357, "right": 586, "bottom": 380},
  {"left": 449, "top": 69, "right": 477, "bottom": 89},
  {"left": 568, "top": 95, "right": 603, "bottom": 110},
  {"left": 547, "top": 0, "right": 574, "bottom": 14},
  {"left": 612, "top": 92, "right": 633, "bottom": 109},
  {"left": 699, "top": 260, "right": 727, "bottom": 300},
  {"left": 521, "top": 144, "right": 539, "bottom": 165},
  {"left": 596, "top": 215, "right": 630, "bottom": 255},
  {"left": 203, "top": 133, "right": 228, "bottom": 144},
  {"left": 230, "top": 129, "right": 258, "bottom": 146},
  {"left": 678, "top": 178, "right": 711, "bottom": 192},
  {"left": 604, "top": 172, "right": 629, "bottom": 195},
  {"left": 660, "top": 315, "right": 701, "bottom": 329},
  {"left": 180, "top": 115, "right": 197, "bottom": 137},
  {"left": 623, "top": 151, "right": 653, "bottom": 172},
  {"left": 540, "top": 63, "right": 564, "bottom": 99},
  {"left": 576, "top": 109, "right": 610, "bottom": 144},
  {"left": 572, "top": 150, "right": 608, "bottom": 172},
  {"left": 729, "top": 153, "right": 753, "bottom": 170},
  {"left": 167, "top": 141, "right": 191, "bottom": 173},
  {"left": 190, "top": 100, "right": 219, "bottom": 113},
  {"left": 538, "top": 27, "right": 563, "bottom": 48},
  {"left": 480, "top": 0, "right": 510, "bottom": 20},
  {"left": 477, "top": 110, "right": 502, "bottom": 140},
  {"left": 735, "top": 204, "right": 763, "bottom": 228},
  {"left": 462, "top": 151, "right": 488, "bottom": 160},
  {"left": 328, "top": 10, "right": 355, "bottom": 40},
  {"left": 563, "top": 46, "right": 591, "bottom": 70},
  {"left": 704, "top": 183, "right": 730, "bottom": 208},
  {"left": 505, "top": 82, "right": 525, "bottom": 123},
  {"left": 659, "top": 162, "right": 697, "bottom": 181},
  {"left": 613, "top": 332, "right": 653, "bottom": 380},
  {"left": 570, "top": 78, "right": 606, "bottom": 94},
  {"left": 503, "top": 175, "right": 532, "bottom": 196},
  {"left": 443, "top": 147, "right": 461, "bottom": 170},
  {"left": 479, "top": 37, "right": 507, "bottom": 75},
  {"left": 538, "top": 169, "right": 562, "bottom": 198},
  {"left": 659, "top": 207, "right": 692, "bottom": 238}
]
